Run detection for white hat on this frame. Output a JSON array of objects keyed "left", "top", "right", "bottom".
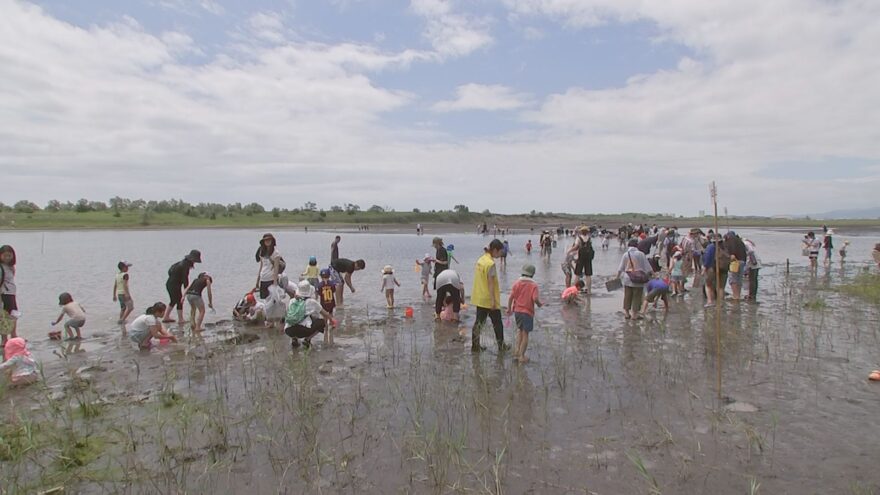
[
  {"left": 295, "top": 280, "right": 314, "bottom": 299},
  {"left": 383, "top": 265, "right": 393, "bottom": 274}
]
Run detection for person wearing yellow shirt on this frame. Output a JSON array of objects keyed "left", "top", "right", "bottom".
[{"left": 470, "top": 239, "right": 507, "bottom": 353}]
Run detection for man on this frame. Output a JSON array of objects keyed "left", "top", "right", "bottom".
[
  {"left": 330, "top": 235, "right": 341, "bottom": 262},
  {"left": 471, "top": 239, "right": 506, "bottom": 352},
  {"left": 432, "top": 237, "right": 449, "bottom": 288},
  {"left": 329, "top": 257, "right": 365, "bottom": 309}
]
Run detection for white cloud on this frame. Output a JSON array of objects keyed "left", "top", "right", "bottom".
[
  {"left": 432, "top": 84, "right": 532, "bottom": 112},
  {"left": 154, "top": 0, "right": 225, "bottom": 16},
  {"left": 410, "top": 0, "right": 493, "bottom": 58}
]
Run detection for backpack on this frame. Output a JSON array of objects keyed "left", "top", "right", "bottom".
[
  {"left": 285, "top": 298, "right": 307, "bottom": 326},
  {"left": 715, "top": 243, "right": 731, "bottom": 271}
]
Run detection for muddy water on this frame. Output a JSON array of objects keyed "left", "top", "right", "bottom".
[{"left": 1, "top": 227, "right": 880, "bottom": 493}]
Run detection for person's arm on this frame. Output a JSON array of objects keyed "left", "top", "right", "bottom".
[
  {"left": 206, "top": 280, "right": 214, "bottom": 309},
  {"left": 395, "top": 277, "right": 401, "bottom": 287},
  {"left": 272, "top": 255, "right": 280, "bottom": 284},
  {"left": 112, "top": 279, "right": 118, "bottom": 301},
  {"left": 345, "top": 273, "right": 355, "bottom": 292},
  {"left": 489, "top": 273, "right": 498, "bottom": 310},
  {"left": 151, "top": 321, "right": 177, "bottom": 342},
  {"left": 506, "top": 292, "right": 514, "bottom": 315},
  {"left": 0, "top": 355, "right": 21, "bottom": 372},
  {"left": 617, "top": 254, "right": 627, "bottom": 277},
  {"left": 123, "top": 276, "right": 130, "bottom": 298},
  {"left": 52, "top": 311, "right": 64, "bottom": 326}
]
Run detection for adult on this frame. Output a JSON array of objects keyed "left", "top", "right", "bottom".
[
  {"left": 255, "top": 233, "right": 284, "bottom": 299},
  {"left": 803, "top": 232, "right": 821, "bottom": 271},
  {"left": 823, "top": 229, "right": 834, "bottom": 265},
  {"left": 702, "top": 235, "right": 729, "bottom": 307},
  {"left": 637, "top": 235, "right": 657, "bottom": 256},
  {"left": 434, "top": 269, "right": 465, "bottom": 322},
  {"left": 284, "top": 281, "right": 335, "bottom": 348},
  {"left": 432, "top": 237, "right": 449, "bottom": 287},
  {"left": 131, "top": 303, "right": 178, "bottom": 349},
  {"left": 574, "top": 227, "right": 595, "bottom": 294},
  {"left": 724, "top": 231, "right": 748, "bottom": 300},
  {"left": 873, "top": 243, "right": 880, "bottom": 269},
  {"left": 0, "top": 245, "right": 19, "bottom": 346},
  {"left": 163, "top": 249, "right": 201, "bottom": 323},
  {"left": 743, "top": 239, "right": 761, "bottom": 302},
  {"left": 329, "top": 257, "right": 366, "bottom": 309},
  {"left": 331, "top": 235, "right": 341, "bottom": 262},
  {"left": 471, "top": 239, "right": 507, "bottom": 352},
  {"left": 618, "top": 239, "right": 653, "bottom": 320}
]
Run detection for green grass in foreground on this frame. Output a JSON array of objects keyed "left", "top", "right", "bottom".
[
  {"left": 839, "top": 273, "right": 880, "bottom": 305},
  {"left": 1, "top": 210, "right": 880, "bottom": 230}
]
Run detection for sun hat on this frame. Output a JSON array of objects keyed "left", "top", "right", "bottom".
[
  {"left": 295, "top": 280, "right": 314, "bottom": 299},
  {"left": 826, "top": 229, "right": 835, "bottom": 235},
  {"left": 261, "top": 233, "right": 276, "bottom": 243},
  {"left": 383, "top": 265, "right": 393, "bottom": 274},
  {"left": 309, "top": 256, "right": 317, "bottom": 263},
  {"left": 117, "top": 261, "right": 132, "bottom": 270},
  {"left": 521, "top": 264, "right": 536, "bottom": 278},
  {"left": 689, "top": 228, "right": 703, "bottom": 235},
  {"left": 4, "top": 337, "right": 30, "bottom": 361},
  {"left": 446, "top": 244, "right": 455, "bottom": 251},
  {"left": 186, "top": 249, "right": 202, "bottom": 263}
]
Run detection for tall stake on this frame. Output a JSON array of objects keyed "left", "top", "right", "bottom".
[{"left": 711, "top": 182, "right": 722, "bottom": 400}]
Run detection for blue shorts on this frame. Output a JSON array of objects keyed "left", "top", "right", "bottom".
[{"left": 514, "top": 312, "right": 534, "bottom": 333}]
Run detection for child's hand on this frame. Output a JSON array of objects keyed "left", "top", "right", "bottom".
[
  {"left": 112, "top": 295, "right": 117, "bottom": 302},
  {"left": 331, "top": 318, "right": 338, "bottom": 328}
]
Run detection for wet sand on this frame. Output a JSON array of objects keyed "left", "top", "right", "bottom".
[{"left": 2, "top": 262, "right": 880, "bottom": 493}]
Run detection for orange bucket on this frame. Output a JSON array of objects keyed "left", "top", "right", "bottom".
[{"left": 404, "top": 307, "right": 414, "bottom": 318}]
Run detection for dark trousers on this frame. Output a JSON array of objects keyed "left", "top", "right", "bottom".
[
  {"left": 748, "top": 268, "right": 759, "bottom": 300},
  {"left": 285, "top": 318, "right": 325, "bottom": 340},
  {"left": 435, "top": 284, "right": 461, "bottom": 315},
  {"left": 472, "top": 307, "right": 504, "bottom": 349}
]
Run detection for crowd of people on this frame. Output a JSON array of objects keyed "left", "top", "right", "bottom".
[{"left": 0, "top": 223, "right": 872, "bottom": 384}]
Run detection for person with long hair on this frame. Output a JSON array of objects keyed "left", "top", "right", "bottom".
[
  {"left": 130, "top": 303, "right": 177, "bottom": 349},
  {"left": 255, "top": 233, "right": 283, "bottom": 299},
  {"left": 0, "top": 245, "right": 18, "bottom": 346}
]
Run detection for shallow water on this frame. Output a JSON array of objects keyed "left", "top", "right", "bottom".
[{"left": 1, "top": 227, "right": 880, "bottom": 493}]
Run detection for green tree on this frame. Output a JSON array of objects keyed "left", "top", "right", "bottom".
[
  {"left": 454, "top": 204, "right": 469, "bottom": 213},
  {"left": 368, "top": 205, "right": 385, "bottom": 213},
  {"left": 13, "top": 200, "right": 40, "bottom": 213}
]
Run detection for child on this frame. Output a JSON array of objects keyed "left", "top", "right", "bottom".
[
  {"left": 233, "top": 291, "right": 258, "bottom": 321},
  {"left": 642, "top": 275, "right": 670, "bottom": 314},
  {"left": 0, "top": 337, "right": 38, "bottom": 386},
  {"left": 284, "top": 281, "right": 336, "bottom": 348},
  {"left": 130, "top": 302, "right": 178, "bottom": 349},
  {"left": 52, "top": 292, "right": 86, "bottom": 341},
  {"left": 525, "top": 240, "right": 532, "bottom": 255},
  {"left": 317, "top": 269, "right": 337, "bottom": 315},
  {"left": 669, "top": 251, "right": 685, "bottom": 295},
  {"left": 562, "top": 280, "right": 585, "bottom": 304},
  {"left": 507, "top": 264, "right": 543, "bottom": 364},
  {"left": 302, "top": 256, "right": 320, "bottom": 288},
  {"left": 416, "top": 254, "right": 434, "bottom": 300},
  {"left": 839, "top": 240, "right": 850, "bottom": 263},
  {"left": 1, "top": 244, "right": 18, "bottom": 346},
  {"left": 113, "top": 261, "right": 134, "bottom": 324},
  {"left": 184, "top": 272, "right": 214, "bottom": 332},
  {"left": 440, "top": 295, "right": 457, "bottom": 321},
  {"left": 446, "top": 244, "right": 459, "bottom": 264},
  {"left": 380, "top": 265, "right": 401, "bottom": 308}
]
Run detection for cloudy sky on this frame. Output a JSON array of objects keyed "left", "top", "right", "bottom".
[{"left": 1, "top": 0, "right": 879, "bottom": 215}]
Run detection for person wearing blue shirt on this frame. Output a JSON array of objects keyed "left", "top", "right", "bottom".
[{"left": 642, "top": 276, "right": 670, "bottom": 313}]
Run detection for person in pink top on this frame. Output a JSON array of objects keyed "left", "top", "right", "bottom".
[
  {"left": 562, "top": 280, "right": 585, "bottom": 304},
  {"left": 507, "top": 264, "right": 543, "bottom": 363}
]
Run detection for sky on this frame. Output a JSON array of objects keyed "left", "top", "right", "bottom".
[{"left": 1, "top": 0, "right": 879, "bottom": 216}]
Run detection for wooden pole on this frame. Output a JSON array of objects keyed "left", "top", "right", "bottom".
[{"left": 711, "top": 182, "right": 722, "bottom": 401}]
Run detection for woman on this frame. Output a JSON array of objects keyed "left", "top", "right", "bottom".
[
  {"left": 471, "top": 239, "right": 506, "bottom": 352},
  {"left": 255, "top": 233, "right": 284, "bottom": 299},
  {"left": 574, "top": 227, "right": 595, "bottom": 294},
  {"left": 130, "top": 303, "right": 178, "bottom": 349},
  {"left": 284, "top": 281, "right": 336, "bottom": 348},
  {"left": 0, "top": 245, "right": 19, "bottom": 346},
  {"left": 432, "top": 237, "right": 449, "bottom": 288},
  {"left": 617, "top": 239, "right": 653, "bottom": 320},
  {"left": 803, "top": 232, "right": 821, "bottom": 271}
]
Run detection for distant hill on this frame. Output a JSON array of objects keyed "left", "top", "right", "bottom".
[{"left": 810, "top": 207, "right": 880, "bottom": 220}]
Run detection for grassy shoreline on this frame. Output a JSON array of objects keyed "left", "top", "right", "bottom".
[{"left": 1, "top": 210, "right": 879, "bottom": 231}]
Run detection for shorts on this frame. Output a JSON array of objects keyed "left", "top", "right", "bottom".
[
  {"left": 64, "top": 317, "right": 86, "bottom": 330},
  {"left": 166, "top": 280, "right": 184, "bottom": 309},
  {"left": 328, "top": 267, "right": 343, "bottom": 286},
  {"left": 561, "top": 262, "right": 572, "bottom": 276},
  {"left": 1, "top": 294, "right": 18, "bottom": 313},
  {"left": 671, "top": 275, "right": 684, "bottom": 282},
  {"left": 705, "top": 269, "right": 729, "bottom": 291},
  {"left": 118, "top": 294, "right": 133, "bottom": 310},
  {"left": 284, "top": 318, "right": 326, "bottom": 339},
  {"left": 185, "top": 293, "right": 204, "bottom": 308},
  {"left": 728, "top": 266, "right": 744, "bottom": 286},
  {"left": 514, "top": 312, "right": 534, "bottom": 333},
  {"left": 645, "top": 288, "right": 669, "bottom": 303}
]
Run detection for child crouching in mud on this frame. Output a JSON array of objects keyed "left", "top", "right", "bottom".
[
  {"left": 284, "top": 281, "right": 336, "bottom": 349},
  {"left": 51, "top": 292, "right": 86, "bottom": 341},
  {"left": 0, "top": 337, "right": 39, "bottom": 386}
]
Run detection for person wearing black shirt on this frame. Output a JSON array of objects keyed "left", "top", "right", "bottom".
[
  {"left": 329, "top": 258, "right": 365, "bottom": 309},
  {"left": 432, "top": 237, "right": 448, "bottom": 288},
  {"left": 163, "top": 249, "right": 201, "bottom": 323}
]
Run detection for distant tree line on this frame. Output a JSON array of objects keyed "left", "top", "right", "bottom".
[{"left": 0, "top": 198, "right": 482, "bottom": 218}]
